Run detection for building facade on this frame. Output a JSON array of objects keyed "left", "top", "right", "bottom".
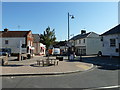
[
  {"left": 0, "top": 28, "right": 34, "bottom": 55},
  {"left": 101, "top": 24, "right": 120, "bottom": 57},
  {"left": 70, "top": 30, "right": 102, "bottom": 55},
  {"left": 33, "top": 34, "right": 46, "bottom": 55}
]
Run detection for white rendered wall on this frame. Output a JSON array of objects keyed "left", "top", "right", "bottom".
[
  {"left": 75, "top": 38, "right": 86, "bottom": 47},
  {"left": 1, "top": 37, "right": 26, "bottom": 54},
  {"left": 102, "top": 34, "right": 120, "bottom": 56},
  {"left": 86, "top": 37, "right": 102, "bottom": 55}
]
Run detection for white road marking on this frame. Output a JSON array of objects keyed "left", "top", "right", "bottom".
[
  {"left": 85, "top": 85, "right": 120, "bottom": 90},
  {"left": 10, "top": 76, "right": 15, "bottom": 79}
]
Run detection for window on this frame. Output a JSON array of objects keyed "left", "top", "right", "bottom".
[
  {"left": 79, "top": 40, "right": 81, "bottom": 44},
  {"left": 5, "top": 40, "right": 8, "bottom": 44},
  {"left": 21, "top": 44, "right": 26, "bottom": 48},
  {"left": 110, "top": 39, "right": 116, "bottom": 47},
  {"left": 103, "top": 44, "right": 104, "bottom": 47},
  {"left": 75, "top": 40, "right": 77, "bottom": 45},
  {"left": 83, "top": 39, "right": 85, "bottom": 43},
  {"left": 101, "top": 37, "right": 103, "bottom": 41}
]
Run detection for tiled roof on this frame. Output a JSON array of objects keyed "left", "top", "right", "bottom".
[
  {"left": 70, "top": 32, "right": 91, "bottom": 40},
  {"left": 32, "top": 34, "right": 40, "bottom": 43},
  {"left": 101, "top": 24, "right": 120, "bottom": 36},
  {"left": 53, "top": 41, "right": 67, "bottom": 47},
  {"left": 0, "top": 31, "right": 31, "bottom": 37}
]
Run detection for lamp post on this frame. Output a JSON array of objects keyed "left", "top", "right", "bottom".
[
  {"left": 70, "top": 34, "right": 75, "bottom": 52},
  {"left": 68, "top": 12, "right": 74, "bottom": 60}
]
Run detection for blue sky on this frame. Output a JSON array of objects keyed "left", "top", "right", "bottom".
[{"left": 2, "top": 2, "right": 118, "bottom": 41}]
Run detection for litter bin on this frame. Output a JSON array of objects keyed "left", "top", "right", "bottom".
[
  {"left": 27, "top": 54, "right": 31, "bottom": 59},
  {"left": 2, "top": 59, "right": 4, "bottom": 66}
]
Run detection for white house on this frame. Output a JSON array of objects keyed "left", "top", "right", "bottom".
[
  {"left": 101, "top": 24, "right": 120, "bottom": 57},
  {"left": 70, "top": 30, "right": 102, "bottom": 55},
  {"left": 0, "top": 28, "right": 34, "bottom": 55}
]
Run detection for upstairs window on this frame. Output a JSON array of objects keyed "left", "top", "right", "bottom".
[
  {"left": 110, "top": 39, "right": 116, "bottom": 47},
  {"left": 83, "top": 39, "right": 85, "bottom": 43},
  {"left": 101, "top": 37, "right": 103, "bottom": 41},
  {"left": 79, "top": 40, "right": 81, "bottom": 44},
  {"left": 5, "top": 40, "right": 8, "bottom": 44},
  {"left": 75, "top": 40, "right": 77, "bottom": 45}
]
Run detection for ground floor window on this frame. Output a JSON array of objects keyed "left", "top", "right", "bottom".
[
  {"left": 76, "top": 48, "right": 86, "bottom": 55},
  {"left": 110, "top": 39, "right": 116, "bottom": 47}
]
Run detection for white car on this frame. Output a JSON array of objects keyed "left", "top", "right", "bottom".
[{"left": 53, "top": 48, "right": 60, "bottom": 56}]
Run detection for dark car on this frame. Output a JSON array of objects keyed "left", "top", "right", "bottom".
[{"left": 0, "top": 48, "right": 11, "bottom": 57}]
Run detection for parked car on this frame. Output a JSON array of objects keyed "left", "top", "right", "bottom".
[
  {"left": 0, "top": 48, "right": 11, "bottom": 57},
  {"left": 53, "top": 48, "right": 60, "bottom": 56},
  {"left": 0, "top": 51, "right": 7, "bottom": 56}
]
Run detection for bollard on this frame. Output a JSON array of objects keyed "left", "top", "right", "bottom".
[
  {"left": 2, "top": 59, "right": 4, "bottom": 66},
  {"left": 18, "top": 54, "right": 21, "bottom": 61},
  {"left": 42, "top": 60, "right": 44, "bottom": 67},
  {"left": 80, "top": 55, "right": 82, "bottom": 61},
  {"left": 54, "top": 61, "right": 55, "bottom": 66},
  {"left": 57, "top": 61, "right": 58, "bottom": 65}
]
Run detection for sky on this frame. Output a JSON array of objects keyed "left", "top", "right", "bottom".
[{"left": 2, "top": 2, "right": 118, "bottom": 41}]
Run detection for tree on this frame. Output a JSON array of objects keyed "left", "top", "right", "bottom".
[{"left": 40, "top": 26, "right": 56, "bottom": 50}]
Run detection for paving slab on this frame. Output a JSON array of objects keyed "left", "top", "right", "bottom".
[{"left": 1, "top": 56, "right": 94, "bottom": 76}]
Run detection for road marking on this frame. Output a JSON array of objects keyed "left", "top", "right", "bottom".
[
  {"left": 10, "top": 76, "right": 15, "bottom": 79},
  {"left": 76, "top": 65, "right": 90, "bottom": 70},
  {"left": 85, "top": 85, "right": 120, "bottom": 90}
]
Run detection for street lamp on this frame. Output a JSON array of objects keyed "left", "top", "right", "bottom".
[
  {"left": 70, "top": 34, "right": 75, "bottom": 52},
  {"left": 68, "top": 13, "right": 74, "bottom": 42},
  {"left": 68, "top": 12, "right": 74, "bottom": 60}
]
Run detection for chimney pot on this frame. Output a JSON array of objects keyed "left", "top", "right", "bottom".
[
  {"left": 81, "top": 30, "right": 86, "bottom": 34},
  {"left": 4, "top": 28, "right": 9, "bottom": 32}
]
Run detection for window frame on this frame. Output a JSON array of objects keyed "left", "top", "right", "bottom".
[
  {"left": 83, "top": 39, "right": 85, "bottom": 43},
  {"left": 79, "top": 40, "right": 81, "bottom": 44},
  {"left": 110, "top": 38, "right": 116, "bottom": 47},
  {"left": 5, "top": 40, "right": 8, "bottom": 44}
]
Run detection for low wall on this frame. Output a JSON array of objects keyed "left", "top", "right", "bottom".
[{"left": 0, "top": 56, "right": 8, "bottom": 65}]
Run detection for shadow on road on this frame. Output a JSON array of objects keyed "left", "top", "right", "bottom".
[
  {"left": 97, "top": 65, "right": 120, "bottom": 70},
  {"left": 66, "top": 56, "right": 120, "bottom": 70},
  {"left": 30, "top": 64, "right": 54, "bottom": 67},
  {"left": 2, "top": 64, "right": 24, "bottom": 67}
]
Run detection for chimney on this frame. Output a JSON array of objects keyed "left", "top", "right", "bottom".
[
  {"left": 81, "top": 30, "right": 86, "bottom": 34},
  {"left": 4, "top": 28, "right": 9, "bottom": 32}
]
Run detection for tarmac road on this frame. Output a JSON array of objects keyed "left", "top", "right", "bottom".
[{"left": 2, "top": 66, "right": 119, "bottom": 89}]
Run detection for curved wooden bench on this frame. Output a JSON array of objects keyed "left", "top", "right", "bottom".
[{"left": 36, "top": 59, "right": 59, "bottom": 66}]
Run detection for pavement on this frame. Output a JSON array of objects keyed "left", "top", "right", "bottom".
[{"left": 1, "top": 56, "right": 94, "bottom": 76}]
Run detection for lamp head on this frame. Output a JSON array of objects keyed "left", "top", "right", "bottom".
[{"left": 71, "top": 15, "right": 75, "bottom": 19}]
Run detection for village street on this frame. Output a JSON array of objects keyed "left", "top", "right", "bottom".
[
  {"left": 2, "top": 65, "right": 119, "bottom": 89},
  {"left": 1, "top": 2, "right": 120, "bottom": 89},
  {"left": 2, "top": 55, "right": 120, "bottom": 89}
]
